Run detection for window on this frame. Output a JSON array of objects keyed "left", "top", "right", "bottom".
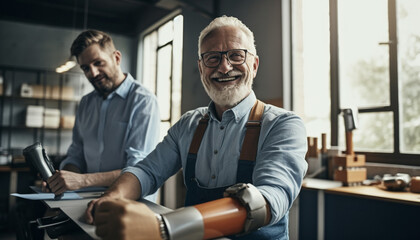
[
  {"left": 397, "top": 0, "right": 420, "bottom": 154},
  {"left": 292, "top": 0, "right": 420, "bottom": 165},
  {"left": 139, "top": 14, "right": 183, "bottom": 140},
  {"left": 138, "top": 13, "right": 184, "bottom": 208},
  {"left": 292, "top": 0, "right": 331, "bottom": 146}
]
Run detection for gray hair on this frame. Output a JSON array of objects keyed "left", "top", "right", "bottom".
[{"left": 198, "top": 15, "right": 257, "bottom": 57}]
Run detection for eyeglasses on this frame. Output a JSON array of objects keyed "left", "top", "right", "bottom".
[{"left": 200, "top": 49, "right": 254, "bottom": 68}]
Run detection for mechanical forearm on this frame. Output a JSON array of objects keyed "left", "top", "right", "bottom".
[{"left": 158, "top": 183, "right": 268, "bottom": 240}]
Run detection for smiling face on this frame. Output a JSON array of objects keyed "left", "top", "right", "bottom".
[
  {"left": 78, "top": 44, "right": 124, "bottom": 98},
  {"left": 198, "top": 26, "right": 259, "bottom": 110}
]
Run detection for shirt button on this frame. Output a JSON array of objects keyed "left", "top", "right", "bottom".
[
  {"left": 220, "top": 126, "right": 225, "bottom": 130},
  {"left": 211, "top": 174, "right": 216, "bottom": 179},
  {"left": 214, "top": 150, "right": 218, "bottom": 154}
]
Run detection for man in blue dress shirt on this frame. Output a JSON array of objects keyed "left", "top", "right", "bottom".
[
  {"left": 43, "top": 30, "right": 161, "bottom": 202},
  {"left": 87, "top": 16, "right": 308, "bottom": 240}
]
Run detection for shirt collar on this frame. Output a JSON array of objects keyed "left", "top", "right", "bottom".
[
  {"left": 207, "top": 91, "right": 257, "bottom": 123},
  {"left": 113, "top": 73, "right": 133, "bottom": 99},
  {"left": 94, "top": 73, "right": 133, "bottom": 100}
]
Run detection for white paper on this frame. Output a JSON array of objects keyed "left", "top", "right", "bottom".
[
  {"left": 29, "top": 185, "right": 106, "bottom": 193},
  {"left": 11, "top": 192, "right": 82, "bottom": 200}
]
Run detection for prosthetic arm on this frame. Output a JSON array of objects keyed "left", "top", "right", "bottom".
[{"left": 157, "top": 183, "right": 268, "bottom": 240}]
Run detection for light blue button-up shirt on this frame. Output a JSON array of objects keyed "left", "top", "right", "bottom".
[
  {"left": 123, "top": 91, "right": 308, "bottom": 224},
  {"left": 60, "top": 73, "right": 161, "bottom": 175}
]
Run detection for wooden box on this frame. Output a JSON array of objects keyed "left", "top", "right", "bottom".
[
  {"left": 60, "top": 116, "right": 75, "bottom": 129},
  {"left": 333, "top": 154, "right": 365, "bottom": 167},
  {"left": 51, "top": 86, "right": 75, "bottom": 100},
  {"left": 334, "top": 168, "right": 367, "bottom": 183}
]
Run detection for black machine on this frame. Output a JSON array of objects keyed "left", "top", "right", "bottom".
[
  {"left": 23, "top": 142, "right": 76, "bottom": 238},
  {"left": 22, "top": 142, "right": 62, "bottom": 200},
  {"left": 22, "top": 142, "right": 55, "bottom": 181}
]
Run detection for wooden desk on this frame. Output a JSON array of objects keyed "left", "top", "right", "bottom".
[
  {"left": 0, "top": 166, "right": 30, "bottom": 172},
  {"left": 299, "top": 178, "right": 420, "bottom": 240},
  {"left": 325, "top": 185, "right": 420, "bottom": 206}
]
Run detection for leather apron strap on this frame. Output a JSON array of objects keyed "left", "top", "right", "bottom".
[
  {"left": 187, "top": 99, "right": 265, "bottom": 160},
  {"left": 239, "top": 100, "right": 265, "bottom": 161},
  {"left": 188, "top": 115, "right": 210, "bottom": 154}
]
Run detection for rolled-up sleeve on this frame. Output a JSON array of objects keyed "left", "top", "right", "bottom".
[
  {"left": 122, "top": 117, "right": 184, "bottom": 197},
  {"left": 254, "top": 111, "right": 308, "bottom": 225}
]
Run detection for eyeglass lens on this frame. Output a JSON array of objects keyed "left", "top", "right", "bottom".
[{"left": 202, "top": 49, "right": 247, "bottom": 67}]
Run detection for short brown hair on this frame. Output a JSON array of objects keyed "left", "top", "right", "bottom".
[{"left": 70, "top": 29, "right": 116, "bottom": 58}]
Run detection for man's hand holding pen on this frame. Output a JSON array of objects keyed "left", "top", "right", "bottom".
[{"left": 41, "top": 170, "right": 85, "bottom": 200}]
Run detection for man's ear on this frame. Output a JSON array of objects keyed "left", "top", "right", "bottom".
[
  {"left": 198, "top": 59, "right": 203, "bottom": 75},
  {"left": 252, "top": 55, "right": 259, "bottom": 78},
  {"left": 114, "top": 50, "right": 122, "bottom": 65}
]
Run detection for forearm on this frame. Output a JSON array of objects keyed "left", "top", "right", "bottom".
[
  {"left": 83, "top": 170, "right": 121, "bottom": 188},
  {"left": 103, "top": 172, "right": 142, "bottom": 200},
  {"left": 62, "top": 164, "right": 121, "bottom": 188},
  {"left": 85, "top": 172, "right": 143, "bottom": 225},
  {"left": 62, "top": 164, "right": 82, "bottom": 173},
  {"left": 158, "top": 183, "right": 268, "bottom": 240}
]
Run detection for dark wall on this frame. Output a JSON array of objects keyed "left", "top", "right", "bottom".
[
  {"left": 0, "top": 20, "right": 135, "bottom": 73},
  {"left": 0, "top": 0, "right": 285, "bottom": 115}
]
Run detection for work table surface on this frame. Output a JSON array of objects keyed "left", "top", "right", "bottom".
[
  {"left": 325, "top": 185, "right": 420, "bottom": 206},
  {"left": 302, "top": 178, "right": 420, "bottom": 206}
]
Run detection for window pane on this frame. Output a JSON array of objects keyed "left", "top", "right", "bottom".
[
  {"left": 338, "top": 0, "right": 390, "bottom": 109},
  {"left": 292, "top": 0, "right": 331, "bottom": 145},
  {"left": 339, "top": 112, "right": 393, "bottom": 152},
  {"left": 158, "top": 20, "right": 174, "bottom": 46},
  {"left": 172, "top": 15, "right": 183, "bottom": 124},
  {"left": 142, "top": 31, "right": 157, "bottom": 94},
  {"left": 157, "top": 45, "right": 172, "bottom": 121},
  {"left": 397, "top": 0, "right": 420, "bottom": 153}
]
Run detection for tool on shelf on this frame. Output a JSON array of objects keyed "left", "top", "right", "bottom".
[{"left": 332, "top": 108, "right": 366, "bottom": 186}]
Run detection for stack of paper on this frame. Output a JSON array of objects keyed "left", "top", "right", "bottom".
[
  {"left": 44, "top": 108, "right": 60, "bottom": 128},
  {"left": 26, "top": 105, "right": 44, "bottom": 128}
]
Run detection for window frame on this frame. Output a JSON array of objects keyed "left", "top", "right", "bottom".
[
  {"left": 137, "top": 10, "right": 183, "bottom": 127},
  {"left": 137, "top": 10, "right": 184, "bottom": 208},
  {"left": 328, "top": 0, "right": 420, "bottom": 166}
]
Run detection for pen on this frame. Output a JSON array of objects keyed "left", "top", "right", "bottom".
[{"left": 54, "top": 193, "right": 63, "bottom": 200}]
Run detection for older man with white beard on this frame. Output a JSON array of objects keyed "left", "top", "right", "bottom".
[{"left": 86, "top": 16, "right": 308, "bottom": 240}]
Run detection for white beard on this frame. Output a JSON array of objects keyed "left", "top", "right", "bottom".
[{"left": 202, "top": 75, "right": 253, "bottom": 108}]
